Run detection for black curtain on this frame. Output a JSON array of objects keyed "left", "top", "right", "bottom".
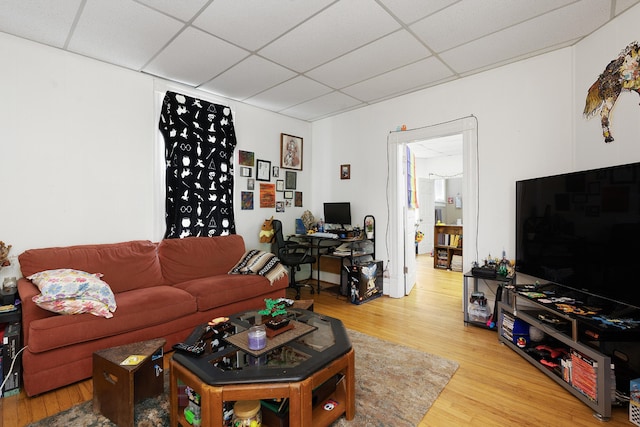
[{"left": 159, "top": 91, "right": 237, "bottom": 238}]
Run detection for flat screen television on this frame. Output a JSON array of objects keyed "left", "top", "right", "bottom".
[
  {"left": 324, "top": 202, "right": 351, "bottom": 228},
  {"left": 516, "top": 161, "right": 640, "bottom": 309}
]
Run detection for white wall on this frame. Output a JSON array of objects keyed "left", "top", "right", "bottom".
[
  {"left": 312, "top": 3, "right": 640, "bottom": 297},
  {"left": 312, "top": 47, "right": 574, "bottom": 281},
  {"left": 0, "top": 33, "right": 311, "bottom": 257}
]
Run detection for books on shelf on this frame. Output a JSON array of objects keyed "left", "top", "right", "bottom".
[
  {"left": 451, "top": 255, "right": 463, "bottom": 272},
  {"left": 436, "top": 232, "right": 462, "bottom": 248}
]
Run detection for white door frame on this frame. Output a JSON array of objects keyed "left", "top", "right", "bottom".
[{"left": 386, "top": 117, "right": 478, "bottom": 298}]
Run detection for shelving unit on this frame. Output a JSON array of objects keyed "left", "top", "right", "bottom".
[
  {"left": 463, "top": 272, "right": 512, "bottom": 329},
  {"left": 433, "top": 224, "right": 462, "bottom": 270},
  {"left": 497, "top": 290, "right": 614, "bottom": 420}
]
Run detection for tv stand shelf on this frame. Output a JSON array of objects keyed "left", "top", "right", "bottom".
[{"left": 495, "top": 282, "right": 640, "bottom": 420}]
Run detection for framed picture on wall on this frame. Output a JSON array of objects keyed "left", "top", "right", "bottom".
[
  {"left": 340, "top": 164, "right": 350, "bottom": 179},
  {"left": 241, "top": 192, "right": 253, "bottom": 210},
  {"left": 280, "top": 133, "right": 303, "bottom": 171},
  {"left": 238, "top": 150, "right": 255, "bottom": 166},
  {"left": 285, "top": 171, "right": 297, "bottom": 189},
  {"left": 259, "top": 183, "right": 276, "bottom": 208},
  {"left": 256, "top": 159, "right": 271, "bottom": 181},
  {"left": 240, "top": 167, "right": 251, "bottom": 177},
  {"left": 276, "top": 180, "right": 284, "bottom": 192}
]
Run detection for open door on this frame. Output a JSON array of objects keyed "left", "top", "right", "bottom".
[
  {"left": 404, "top": 206, "right": 417, "bottom": 295},
  {"left": 386, "top": 117, "right": 478, "bottom": 299}
]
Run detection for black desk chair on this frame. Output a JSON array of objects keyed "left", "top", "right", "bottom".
[{"left": 271, "top": 219, "right": 316, "bottom": 299}]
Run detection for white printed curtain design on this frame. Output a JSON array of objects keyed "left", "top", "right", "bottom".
[{"left": 159, "top": 91, "right": 237, "bottom": 238}]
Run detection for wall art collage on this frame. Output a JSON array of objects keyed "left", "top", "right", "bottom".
[{"left": 238, "top": 133, "right": 303, "bottom": 211}]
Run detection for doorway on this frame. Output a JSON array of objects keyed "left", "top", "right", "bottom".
[
  {"left": 409, "top": 134, "right": 463, "bottom": 259},
  {"left": 386, "top": 117, "right": 478, "bottom": 298}
]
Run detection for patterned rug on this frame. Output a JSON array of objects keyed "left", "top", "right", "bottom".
[{"left": 27, "top": 329, "right": 458, "bottom": 427}]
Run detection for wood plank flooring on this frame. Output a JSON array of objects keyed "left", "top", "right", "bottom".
[{"left": 1, "top": 255, "right": 631, "bottom": 426}]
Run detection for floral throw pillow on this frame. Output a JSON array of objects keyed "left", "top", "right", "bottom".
[{"left": 27, "top": 269, "right": 117, "bottom": 318}]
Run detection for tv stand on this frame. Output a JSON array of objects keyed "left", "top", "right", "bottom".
[{"left": 498, "top": 282, "right": 640, "bottom": 420}]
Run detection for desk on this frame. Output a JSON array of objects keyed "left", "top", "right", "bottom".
[
  {"left": 290, "top": 234, "right": 341, "bottom": 293},
  {"left": 292, "top": 235, "right": 375, "bottom": 295}
]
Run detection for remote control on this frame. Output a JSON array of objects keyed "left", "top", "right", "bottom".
[{"left": 173, "top": 342, "right": 205, "bottom": 356}]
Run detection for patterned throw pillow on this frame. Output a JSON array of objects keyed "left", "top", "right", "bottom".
[{"left": 27, "top": 269, "right": 117, "bottom": 318}]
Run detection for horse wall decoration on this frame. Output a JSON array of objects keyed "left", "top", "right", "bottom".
[{"left": 584, "top": 41, "right": 640, "bottom": 142}]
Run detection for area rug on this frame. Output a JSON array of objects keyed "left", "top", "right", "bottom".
[{"left": 27, "top": 329, "right": 458, "bottom": 427}]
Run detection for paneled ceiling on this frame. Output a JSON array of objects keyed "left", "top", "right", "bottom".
[{"left": 1, "top": 0, "right": 638, "bottom": 122}]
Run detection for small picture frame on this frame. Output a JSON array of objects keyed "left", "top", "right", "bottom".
[
  {"left": 280, "top": 133, "right": 303, "bottom": 171},
  {"left": 247, "top": 178, "right": 255, "bottom": 190},
  {"left": 284, "top": 190, "right": 293, "bottom": 199},
  {"left": 238, "top": 150, "right": 255, "bottom": 166},
  {"left": 285, "top": 171, "right": 297, "bottom": 189},
  {"left": 241, "top": 191, "right": 253, "bottom": 210},
  {"left": 295, "top": 191, "right": 303, "bottom": 207},
  {"left": 341, "top": 164, "right": 350, "bottom": 180},
  {"left": 240, "top": 167, "right": 252, "bottom": 177},
  {"left": 276, "top": 201, "right": 285, "bottom": 212},
  {"left": 272, "top": 166, "right": 280, "bottom": 177},
  {"left": 256, "top": 159, "right": 271, "bottom": 181},
  {"left": 276, "top": 180, "right": 285, "bottom": 192}
]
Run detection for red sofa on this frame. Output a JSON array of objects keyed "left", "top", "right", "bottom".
[{"left": 17, "top": 235, "right": 287, "bottom": 396}]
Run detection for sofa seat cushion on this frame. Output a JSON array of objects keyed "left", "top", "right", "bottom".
[
  {"left": 158, "top": 235, "right": 246, "bottom": 284},
  {"left": 173, "top": 274, "right": 282, "bottom": 312},
  {"left": 19, "top": 240, "right": 164, "bottom": 293},
  {"left": 27, "top": 286, "right": 196, "bottom": 353}
]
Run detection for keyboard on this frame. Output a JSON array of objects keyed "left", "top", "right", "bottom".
[{"left": 309, "top": 232, "right": 339, "bottom": 239}]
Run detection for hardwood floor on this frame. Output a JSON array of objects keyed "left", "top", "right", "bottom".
[{"left": 1, "top": 255, "right": 631, "bottom": 426}]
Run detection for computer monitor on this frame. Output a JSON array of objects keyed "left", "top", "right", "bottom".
[{"left": 323, "top": 202, "right": 351, "bottom": 228}]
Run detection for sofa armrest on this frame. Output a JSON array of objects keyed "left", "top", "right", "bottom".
[{"left": 17, "top": 277, "right": 55, "bottom": 346}]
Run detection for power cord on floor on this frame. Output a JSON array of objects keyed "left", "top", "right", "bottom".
[{"left": 0, "top": 345, "right": 27, "bottom": 394}]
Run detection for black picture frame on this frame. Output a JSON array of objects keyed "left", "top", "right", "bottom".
[
  {"left": 256, "top": 159, "right": 271, "bottom": 181},
  {"left": 285, "top": 171, "right": 297, "bottom": 189}
]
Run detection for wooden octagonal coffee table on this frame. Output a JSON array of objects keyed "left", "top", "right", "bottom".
[{"left": 169, "top": 309, "right": 354, "bottom": 427}]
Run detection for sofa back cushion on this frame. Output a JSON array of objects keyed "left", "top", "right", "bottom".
[
  {"left": 19, "top": 240, "right": 164, "bottom": 293},
  {"left": 158, "top": 235, "right": 246, "bottom": 284}
]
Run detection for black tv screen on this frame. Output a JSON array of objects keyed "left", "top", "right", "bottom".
[
  {"left": 516, "top": 161, "right": 640, "bottom": 308},
  {"left": 324, "top": 202, "right": 351, "bottom": 227}
]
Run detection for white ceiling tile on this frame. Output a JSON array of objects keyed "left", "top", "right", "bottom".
[
  {"left": 2, "top": 0, "right": 640, "bottom": 121},
  {"left": 67, "top": 0, "right": 183, "bottom": 70},
  {"left": 343, "top": 57, "right": 454, "bottom": 102},
  {"left": 194, "top": 0, "right": 333, "bottom": 51},
  {"left": 259, "top": 0, "right": 400, "bottom": 72},
  {"left": 244, "top": 76, "right": 332, "bottom": 112},
  {"left": 136, "top": 0, "right": 209, "bottom": 22},
  {"left": 0, "top": 0, "right": 82, "bottom": 48},
  {"left": 439, "top": 0, "right": 611, "bottom": 74},
  {"left": 616, "top": 0, "right": 640, "bottom": 14},
  {"left": 307, "top": 30, "right": 430, "bottom": 89},
  {"left": 281, "top": 92, "right": 363, "bottom": 121},
  {"left": 380, "top": 0, "right": 457, "bottom": 24},
  {"left": 198, "top": 55, "right": 297, "bottom": 100},
  {"left": 143, "top": 27, "right": 248, "bottom": 86},
  {"left": 411, "top": 0, "right": 574, "bottom": 53}
]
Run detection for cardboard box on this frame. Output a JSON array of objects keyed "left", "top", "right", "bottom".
[{"left": 631, "top": 378, "right": 640, "bottom": 426}]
